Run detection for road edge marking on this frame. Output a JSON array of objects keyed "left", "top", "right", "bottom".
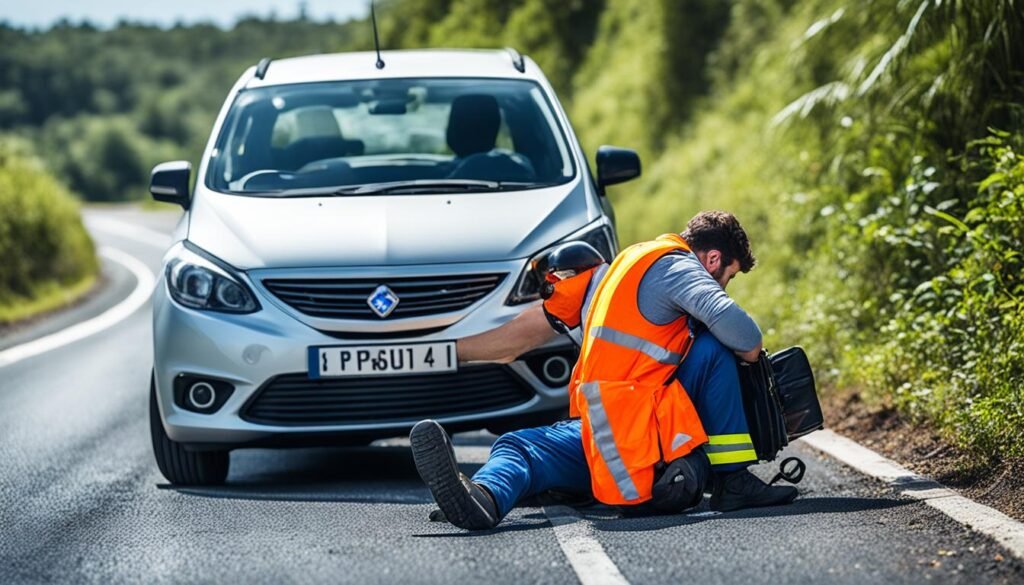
[
  {"left": 800, "top": 429, "right": 1024, "bottom": 560},
  {"left": 0, "top": 247, "right": 156, "bottom": 369},
  {"left": 543, "top": 505, "right": 631, "bottom": 585},
  {"left": 85, "top": 215, "right": 172, "bottom": 249}
]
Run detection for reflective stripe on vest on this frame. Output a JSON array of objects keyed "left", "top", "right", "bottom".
[
  {"left": 580, "top": 381, "right": 641, "bottom": 501},
  {"left": 589, "top": 325, "right": 683, "bottom": 365}
]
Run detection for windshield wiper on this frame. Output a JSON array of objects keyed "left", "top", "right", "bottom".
[
  {"left": 332, "top": 179, "right": 502, "bottom": 195},
  {"left": 250, "top": 180, "right": 560, "bottom": 198}
]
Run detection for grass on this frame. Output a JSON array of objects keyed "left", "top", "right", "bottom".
[{"left": 0, "top": 272, "right": 98, "bottom": 326}]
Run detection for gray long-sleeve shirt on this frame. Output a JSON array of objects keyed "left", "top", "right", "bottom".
[{"left": 570, "top": 251, "right": 762, "bottom": 353}]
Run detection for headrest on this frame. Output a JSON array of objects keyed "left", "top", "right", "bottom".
[
  {"left": 446, "top": 94, "right": 500, "bottom": 158},
  {"left": 294, "top": 107, "right": 343, "bottom": 138}
]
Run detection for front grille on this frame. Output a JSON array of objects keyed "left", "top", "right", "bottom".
[
  {"left": 263, "top": 273, "right": 507, "bottom": 320},
  {"left": 316, "top": 326, "right": 452, "bottom": 340},
  {"left": 242, "top": 366, "right": 533, "bottom": 426}
]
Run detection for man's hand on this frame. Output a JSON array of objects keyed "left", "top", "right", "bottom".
[{"left": 456, "top": 304, "right": 558, "bottom": 364}]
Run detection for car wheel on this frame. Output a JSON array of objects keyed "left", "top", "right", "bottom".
[{"left": 149, "top": 373, "right": 229, "bottom": 485}]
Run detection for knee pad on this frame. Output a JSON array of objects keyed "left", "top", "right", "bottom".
[{"left": 650, "top": 450, "right": 711, "bottom": 513}]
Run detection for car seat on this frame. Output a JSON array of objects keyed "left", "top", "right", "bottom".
[{"left": 445, "top": 95, "right": 535, "bottom": 182}]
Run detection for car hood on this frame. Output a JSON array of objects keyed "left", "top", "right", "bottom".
[{"left": 186, "top": 180, "right": 599, "bottom": 269}]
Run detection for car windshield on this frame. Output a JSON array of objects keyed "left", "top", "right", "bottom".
[{"left": 205, "top": 78, "right": 575, "bottom": 196}]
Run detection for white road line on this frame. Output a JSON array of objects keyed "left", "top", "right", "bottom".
[
  {"left": 800, "top": 429, "right": 1024, "bottom": 560},
  {"left": 543, "top": 505, "right": 631, "bottom": 585},
  {"left": 85, "top": 215, "right": 172, "bottom": 249},
  {"left": 0, "top": 247, "right": 156, "bottom": 369}
]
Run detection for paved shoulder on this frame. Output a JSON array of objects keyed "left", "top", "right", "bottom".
[{"left": 575, "top": 443, "right": 1023, "bottom": 584}]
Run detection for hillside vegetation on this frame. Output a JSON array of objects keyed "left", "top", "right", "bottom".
[
  {"left": 1, "top": 0, "right": 1021, "bottom": 458},
  {"left": 0, "top": 18, "right": 370, "bottom": 201},
  {"left": 383, "top": 0, "right": 1024, "bottom": 459},
  {"left": 615, "top": 0, "right": 1024, "bottom": 459},
  {"left": 0, "top": 139, "right": 98, "bottom": 324}
]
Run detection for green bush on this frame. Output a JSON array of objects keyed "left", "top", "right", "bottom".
[
  {"left": 859, "top": 134, "right": 1024, "bottom": 458},
  {"left": 0, "top": 138, "right": 98, "bottom": 322}
]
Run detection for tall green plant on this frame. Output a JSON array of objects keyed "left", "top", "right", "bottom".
[
  {"left": 860, "top": 133, "right": 1024, "bottom": 457},
  {"left": 0, "top": 138, "right": 98, "bottom": 318}
]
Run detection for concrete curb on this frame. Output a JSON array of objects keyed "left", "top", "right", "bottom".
[{"left": 800, "top": 429, "right": 1024, "bottom": 560}]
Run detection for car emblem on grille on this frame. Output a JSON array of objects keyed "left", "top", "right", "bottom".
[{"left": 367, "top": 284, "right": 400, "bottom": 318}]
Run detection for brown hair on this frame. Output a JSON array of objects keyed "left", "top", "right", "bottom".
[{"left": 681, "top": 211, "right": 756, "bottom": 272}]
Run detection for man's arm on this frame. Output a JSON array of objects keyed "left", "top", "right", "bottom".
[
  {"left": 639, "top": 253, "right": 763, "bottom": 362},
  {"left": 700, "top": 290, "right": 762, "bottom": 361},
  {"left": 456, "top": 304, "right": 558, "bottom": 364}
]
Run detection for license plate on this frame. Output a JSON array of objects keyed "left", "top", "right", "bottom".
[{"left": 308, "top": 341, "right": 457, "bottom": 378}]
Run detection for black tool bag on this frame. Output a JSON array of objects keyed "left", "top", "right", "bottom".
[
  {"left": 770, "top": 346, "right": 825, "bottom": 440},
  {"left": 738, "top": 352, "right": 788, "bottom": 461},
  {"left": 737, "top": 346, "right": 824, "bottom": 462}
]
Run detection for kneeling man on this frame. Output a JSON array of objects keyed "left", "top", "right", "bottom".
[{"left": 411, "top": 211, "right": 796, "bottom": 530}]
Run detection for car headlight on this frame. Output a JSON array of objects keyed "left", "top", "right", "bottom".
[
  {"left": 506, "top": 221, "right": 617, "bottom": 305},
  {"left": 164, "top": 242, "right": 260, "bottom": 314}
]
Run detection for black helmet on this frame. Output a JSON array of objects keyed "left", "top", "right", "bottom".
[{"left": 533, "top": 241, "right": 606, "bottom": 299}]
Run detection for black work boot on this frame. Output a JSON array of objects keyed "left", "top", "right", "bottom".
[
  {"left": 710, "top": 468, "right": 798, "bottom": 512},
  {"left": 410, "top": 420, "right": 499, "bottom": 530}
]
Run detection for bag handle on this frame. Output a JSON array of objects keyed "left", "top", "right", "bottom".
[{"left": 768, "top": 456, "right": 806, "bottom": 485}]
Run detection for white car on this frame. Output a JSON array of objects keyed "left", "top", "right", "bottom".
[{"left": 148, "top": 48, "right": 641, "bottom": 485}]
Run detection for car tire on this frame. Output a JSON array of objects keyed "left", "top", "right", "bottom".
[{"left": 149, "top": 373, "right": 229, "bottom": 486}]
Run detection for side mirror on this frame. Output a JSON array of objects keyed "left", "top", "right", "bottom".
[
  {"left": 150, "top": 160, "right": 192, "bottom": 209},
  {"left": 596, "top": 145, "right": 641, "bottom": 190}
]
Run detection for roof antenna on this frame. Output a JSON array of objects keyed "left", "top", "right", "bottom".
[{"left": 370, "top": 0, "right": 385, "bottom": 70}]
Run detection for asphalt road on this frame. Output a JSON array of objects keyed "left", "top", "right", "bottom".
[{"left": 0, "top": 205, "right": 1021, "bottom": 584}]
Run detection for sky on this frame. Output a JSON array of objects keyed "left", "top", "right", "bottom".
[{"left": 0, "top": 0, "right": 370, "bottom": 30}]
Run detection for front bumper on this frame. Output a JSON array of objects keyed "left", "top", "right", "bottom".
[{"left": 151, "top": 260, "right": 573, "bottom": 448}]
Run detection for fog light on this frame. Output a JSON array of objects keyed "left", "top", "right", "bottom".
[
  {"left": 188, "top": 382, "right": 216, "bottom": 409},
  {"left": 542, "top": 355, "right": 571, "bottom": 385},
  {"left": 521, "top": 348, "right": 578, "bottom": 388},
  {"left": 173, "top": 374, "right": 234, "bottom": 414}
]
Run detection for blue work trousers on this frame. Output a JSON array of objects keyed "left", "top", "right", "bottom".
[{"left": 472, "top": 333, "right": 754, "bottom": 517}]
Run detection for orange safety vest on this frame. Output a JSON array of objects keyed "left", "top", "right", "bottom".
[{"left": 545, "top": 233, "right": 708, "bottom": 505}]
